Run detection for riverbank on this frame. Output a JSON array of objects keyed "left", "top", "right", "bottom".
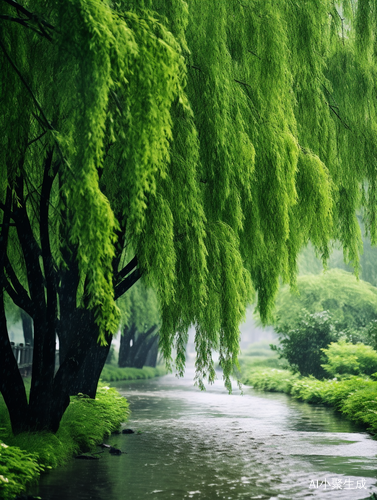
[
  {"left": 0, "top": 383, "right": 129, "bottom": 500},
  {"left": 32, "top": 369, "right": 377, "bottom": 499},
  {"left": 240, "top": 364, "right": 377, "bottom": 436},
  {"left": 101, "top": 365, "right": 166, "bottom": 382}
]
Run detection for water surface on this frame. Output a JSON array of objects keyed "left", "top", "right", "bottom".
[{"left": 30, "top": 370, "right": 377, "bottom": 499}]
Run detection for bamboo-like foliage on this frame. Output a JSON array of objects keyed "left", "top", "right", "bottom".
[{"left": 2, "top": 0, "right": 377, "bottom": 393}]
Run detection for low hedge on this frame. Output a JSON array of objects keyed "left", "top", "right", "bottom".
[
  {"left": 241, "top": 368, "right": 377, "bottom": 435},
  {"left": 100, "top": 364, "right": 166, "bottom": 382}
]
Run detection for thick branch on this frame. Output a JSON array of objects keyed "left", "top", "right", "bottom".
[
  {"left": 4, "top": 256, "right": 33, "bottom": 316},
  {"left": 0, "top": 188, "right": 12, "bottom": 284},
  {"left": 40, "top": 150, "right": 58, "bottom": 303},
  {"left": 115, "top": 256, "right": 138, "bottom": 285},
  {"left": 111, "top": 216, "right": 127, "bottom": 280},
  {"left": 114, "top": 268, "right": 142, "bottom": 300},
  {"left": 13, "top": 175, "right": 45, "bottom": 306}
]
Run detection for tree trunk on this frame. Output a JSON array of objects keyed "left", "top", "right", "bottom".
[
  {"left": 21, "top": 309, "right": 33, "bottom": 346},
  {"left": 0, "top": 188, "right": 29, "bottom": 434},
  {"left": 145, "top": 335, "right": 159, "bottom": 367},
  {"left": 69, "top": 331, "right": 112, "bottom": 398},
  {"left": 133, "top": 325, "right": 158, "bottom": 368},
  {"left": 0, "top": 291, "right": 29, "bottom": 434},
  {"left": 27, "top": 311, "right": 57, "bottom": 431},
  {"left": 57, "top": 251, "right": 80, "bottom": 366},
  {"left": 118, "top": 323, "right": 136, "bottom": 367}
]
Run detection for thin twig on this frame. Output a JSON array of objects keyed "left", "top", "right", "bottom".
[{"left": 27, "top": 130, "right": 47, "bottom": 147}]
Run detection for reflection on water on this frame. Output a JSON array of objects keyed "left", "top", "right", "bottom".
[{"left": 29, "top": 370, "right": 377, "bottom": 499}]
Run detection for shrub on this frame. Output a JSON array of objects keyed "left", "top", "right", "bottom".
[
  {"left": 241, "top": 368, "right": 299, "bottom": 393},
  {"left": 341, "top": 387, "right": 377, "bottom": 434},
  {"left": 240, "top": 364, "right": 377, "bottom": 436},
  {"left": 321, "top": 340, "right": 377, "bottom": 377},
  {"left": 272, "top": 311, "right": 337, "bottom": 378},
  {"left": 0, "top": 442, "right": 43, "bottom": 500}
]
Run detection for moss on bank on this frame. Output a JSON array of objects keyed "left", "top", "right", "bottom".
[
  {"left": 241, "top": 367, "right": 377, "bottom": 436},
  {"left": 0, "top": 384, "right": 130, "bottom": 499}
]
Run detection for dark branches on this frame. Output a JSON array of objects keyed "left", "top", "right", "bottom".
[
  {"left": 13, "top": 175, "right": 44, "bottom": 304},
  {"left": 0, "top": 38, "right": 53, "bottom": 130},
  {"left": 4, "top": 255, "right": 33, "bottom": 316},
  {"left": 40, "top": 149, "right": 58, "bottom": 302},
  {"left": 1, "top": 0, "right": 54, "bottom": 41}
]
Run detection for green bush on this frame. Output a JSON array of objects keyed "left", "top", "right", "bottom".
[
  {"left": 0, "top": 442, "right": 43, "bottom": 500},
  {"left": 272, "top": 311, "right": 337, "bottom": 378},
  {"left": 341, "top": 387, "right": 377, "bottom": 434},
  {"left": 241, "top": 368, "right": 300, "bottom": 393},
  {"left": 321, "top": 340, "right": 377, "bottom": 377},
  {"left": 240, "top": 364, "right": 377, "bottom": 436}
]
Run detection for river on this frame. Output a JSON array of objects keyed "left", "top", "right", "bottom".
[{"left": 29, "top": 370, "right": 377, "bottom": 499}]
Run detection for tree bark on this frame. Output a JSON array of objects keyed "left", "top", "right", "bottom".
[
  {"left": 0, "top": 292, "right": 30, "bottom": 434},
  {"left": 21, "top": 309, "right": 33, "bottom": 346},
  {"left": 69, "top": 332, "right": 112, "bottom": 398}
]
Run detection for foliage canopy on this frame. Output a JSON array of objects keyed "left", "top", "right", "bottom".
[
  {"left": 3, "top": 0, "right": 377, "bottom": 432},
  {"left": 273, "top": 269, "right": 377, "bottom": 332}
]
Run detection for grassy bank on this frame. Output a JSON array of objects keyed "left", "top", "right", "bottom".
[
  {"left": 241, "top": 366, "right": 377, "bottom": 435},
  {"left": 100, "top": 364, "right": 166, "bottom": 382},
  {"left": 0, "top": 384, "right": 130, "bottom": 499},
  {"left": 0, "top": 365, "right": 166, "bottom": 498}
]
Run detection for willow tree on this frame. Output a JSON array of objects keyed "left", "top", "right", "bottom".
[{"left": 1, "top": 0, "right": 377, "bottom": 433}]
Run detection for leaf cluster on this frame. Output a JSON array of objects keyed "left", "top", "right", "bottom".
[{"left": 321, "top": 340, "right": 377, "bottom": 377}]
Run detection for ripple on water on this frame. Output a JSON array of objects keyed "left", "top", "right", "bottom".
[{"left": 29, "top": 372, "right": 377, "bottom": 499}]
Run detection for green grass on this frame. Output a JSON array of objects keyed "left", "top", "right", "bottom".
[
  {"left": 0, "top": 383, "right": 130, "bottom": 499},
  {"left": 240, "top": 366, "right": 377, "bottom": 436},
  {"left": 100, "top": 364, "right": 166, "bottom": 382}
]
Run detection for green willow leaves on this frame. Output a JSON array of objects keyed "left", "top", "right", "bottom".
[{"left": 2, "top": 0, "right": 377, "bottom": 390}]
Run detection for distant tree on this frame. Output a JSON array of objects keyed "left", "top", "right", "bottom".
[
  {"left": 273, "top": 269, "right": 377, "bottom": 333},
  {"left": 117, "top": 280, "right": 160, "bottom": 369},
  {"left": 272, "top": 311, "right": 337, "bottom": 378}
]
